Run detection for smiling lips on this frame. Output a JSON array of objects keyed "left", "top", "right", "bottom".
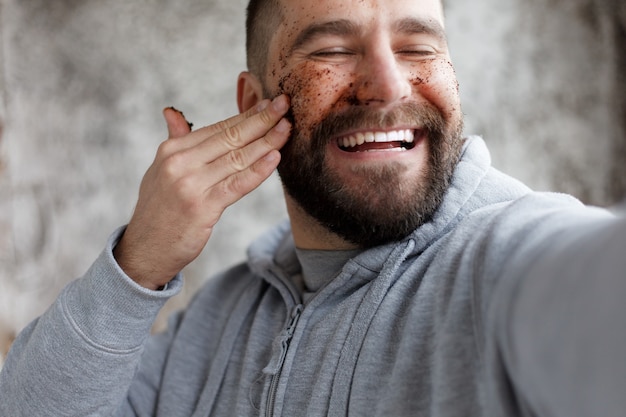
[{"left": 337, "top": 129, "right": 417, "bottom": 152}]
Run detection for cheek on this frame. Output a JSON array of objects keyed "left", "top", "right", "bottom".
[
  {"left": 275, "top": 64, "right": 354, "bottom": 134},
  {"left": 410, "top": 58, "right": 462, "bottom": 121}
]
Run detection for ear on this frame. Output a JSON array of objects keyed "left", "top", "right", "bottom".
[{"left": 237, "top": 71, "right": 264, "bottom": 113}]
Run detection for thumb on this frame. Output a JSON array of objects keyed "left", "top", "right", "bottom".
[{"left": 163, "top": 106, "right": 193, "bottom": 139}]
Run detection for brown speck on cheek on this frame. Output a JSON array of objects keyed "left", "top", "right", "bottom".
[
  {"left": 411, "top": 76, "right": 424, "bottom": 87},
  {"left": 447, "top": 61, "right": 461, "bottom": 93},
  {"left": 276, "top": 64, "right": 354, "bottom": 135},
  {"left": 279, "top": 50, "right": 289, "bottom": 70}
]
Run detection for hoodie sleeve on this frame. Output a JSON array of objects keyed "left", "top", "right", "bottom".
[
  {"left": 0, "top": 228, "right": 183, "bottom": 417},
  {"left": 484, "top": 196, "right": 626, "bottom": 416}
]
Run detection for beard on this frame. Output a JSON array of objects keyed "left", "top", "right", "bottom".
[{"left": 277, "top": 102, "right": 464, "bottom": 249}]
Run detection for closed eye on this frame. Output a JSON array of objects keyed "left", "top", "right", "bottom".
[
  {"left": 396, "top": 46, "right": 438, "bottom": 60},
  {"left": 313, "top": 49, "right": 353, "bottom": 56},
  {"left": 309, "top": 48, "right": 356, "bottom": 62}
]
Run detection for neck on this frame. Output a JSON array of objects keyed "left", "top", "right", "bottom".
[{"left": 284, "top": 194, "right": 359, "bottom": 251}]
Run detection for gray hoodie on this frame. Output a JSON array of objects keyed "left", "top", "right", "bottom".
[{"left": 1, "top": 136, "right": 624, "bottom": 416}]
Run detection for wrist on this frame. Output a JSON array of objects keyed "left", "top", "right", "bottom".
[{"left": 112, "top": 236, "right": 172, "bottom": 291}]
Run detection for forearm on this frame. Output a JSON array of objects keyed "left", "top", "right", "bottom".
[
  {"left": 501, "top": 216, "right": 626, "bottom": 416},
  {"left": 0, "top": 229, "right": 182, "bottom": 416}
]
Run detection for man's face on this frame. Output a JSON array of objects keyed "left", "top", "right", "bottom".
[{"left": 264, "top": 0, "right": 464, "bottom": 248}]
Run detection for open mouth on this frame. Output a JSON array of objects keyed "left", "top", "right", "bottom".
[{"left": 337, "top": 129, "right": 417, "bottom": 153}]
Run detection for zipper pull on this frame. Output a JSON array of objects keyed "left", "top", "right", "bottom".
[
  {"left": 285, "top": 304, "right": 303, "bottom": 337},
  {"left": 263, "top": 304, "right": 304, "bottom": 375}
]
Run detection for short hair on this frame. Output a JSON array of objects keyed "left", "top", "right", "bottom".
[{"left": 246, "top": 0, "right": 283, "bottom": 79}]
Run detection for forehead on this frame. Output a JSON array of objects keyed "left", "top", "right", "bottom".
[{"left": 276, "top": 0, "right": 445, "bottom": 32}]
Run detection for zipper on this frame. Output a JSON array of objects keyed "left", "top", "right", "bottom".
[{"left": 265, "top": 304, "right": 303, "bottom": 417}]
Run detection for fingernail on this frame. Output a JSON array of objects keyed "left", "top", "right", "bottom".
[
  {"left": 275, "top": 118, "right": 290, "bottom": 133},
  {"left": 256, "top": 100, "right": 270, "bottom": 112},
  {"left": 264, "top": 151, "right": 279, "bottom": 162},
  {"left": 271, "top": 95, "right": 289, "bottom": 112}
]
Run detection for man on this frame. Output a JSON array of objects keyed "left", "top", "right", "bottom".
[{"left": 0, "top": 0, "right": 624, "bottom": 416}]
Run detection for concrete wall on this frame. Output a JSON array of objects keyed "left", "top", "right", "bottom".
[
  {"left": 0, "top": 0, "right": 624, "bottom": 364},
  {"left": 448, "top": 0, "right": 626, "bottom": 203}
]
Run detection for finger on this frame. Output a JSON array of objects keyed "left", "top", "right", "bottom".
[
  {"left": 163, "top": 106, "right": 193, "bottom": 139},
  {"left": 154, "top": 95, "right": 290, "bottom": 173},
  {"left": 203, "top": 97, "right": 278, "bottom": 139},
  {"left": 206, "top": 149, "right": 283, "bottom": 215},
  {"left": 172, "top": 95, "right": 289, "bottom": 152},
  {"left": 198, "top": 117, "right": 291, "bottom": 186},
  {"left": 199, "top": 95, "right": 291, "bottom": 161}
]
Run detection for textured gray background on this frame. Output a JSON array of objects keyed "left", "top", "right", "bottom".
[{"left": 0, "top": 0, "right": 624, "bottom": 364}]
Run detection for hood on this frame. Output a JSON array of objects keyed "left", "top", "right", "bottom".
[{"left": 247, "top": 136, "right": 531, "bottom": 287}]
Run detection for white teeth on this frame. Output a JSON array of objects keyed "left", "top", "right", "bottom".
[
  {"left": 374, "top": 132, "right": 387, "bottom": 142},
  {"left": 339, "top": 129, "right": 415, "bottom": 148}
]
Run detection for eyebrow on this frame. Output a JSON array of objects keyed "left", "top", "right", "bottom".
[
  {"left": 394, "top": 18, "right": 447, "bottom": 42},
  {"left": 289, "top": 17, "right": 447, "bottom": 54},
  {"left": 290, "top": 19, "right": 359, "bottom": 53}
]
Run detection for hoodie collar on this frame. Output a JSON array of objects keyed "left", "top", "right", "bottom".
[{"left": 247, "top": 136, "right": 529, "bottom": 291}]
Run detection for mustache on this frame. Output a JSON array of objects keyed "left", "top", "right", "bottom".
[{"left": 308, "top": 102, "right": 446, "bottom": 148}]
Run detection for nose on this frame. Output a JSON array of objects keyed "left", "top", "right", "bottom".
[{"left": 353, "top": 42, "right": 412, "bottom": 106}]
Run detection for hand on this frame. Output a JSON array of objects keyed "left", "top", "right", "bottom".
[{"left": 113, "top": 95, "right": 291, "bottom": 290}]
